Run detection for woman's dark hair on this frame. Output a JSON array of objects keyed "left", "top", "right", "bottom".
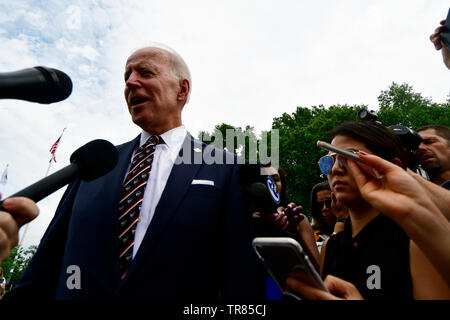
[
  {"left": 328, "top": 121, "right": 409, "bottom": 169},
  {"left": 309, "top": 181, "right": 334, "bottom": 236}
]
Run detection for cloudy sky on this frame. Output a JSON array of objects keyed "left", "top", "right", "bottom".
[{"left": 0, "top": 0, "right": 449, "bottom": 248}]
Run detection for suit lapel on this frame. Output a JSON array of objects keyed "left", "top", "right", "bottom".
[{"left": 128, "top": 134, "right": 203, "bottom": 274}]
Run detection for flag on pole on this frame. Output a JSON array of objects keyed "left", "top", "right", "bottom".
[
  {"left": 0, "top": 164, "right": 7, "bottom": 185},
  {"left": 49, "top": 128, "right": 66, "bottom": 163}
]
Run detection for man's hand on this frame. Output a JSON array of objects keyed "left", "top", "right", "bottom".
[
  {"left": 430, "top": 19, "right": 450, "bottom": 69},
  {"left": 285, "top": 274, "right": 364, "bottom": 300},
  {"left": 0, "top": 196, "right": 39, "bottom": 263}
]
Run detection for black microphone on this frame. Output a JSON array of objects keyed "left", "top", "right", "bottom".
[
  {"left": 0, "top": 139, "right": 118, "bottom": 212},
  {"left": 240, "top": 163, "right": 281, "bottom": 216},
  {"left": 0, "top": 66, "right": 73, "bottom": 104}
]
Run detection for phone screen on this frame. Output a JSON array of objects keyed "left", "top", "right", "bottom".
[{"left": 253, "top": 238, "right": 328, "bottom": 295}]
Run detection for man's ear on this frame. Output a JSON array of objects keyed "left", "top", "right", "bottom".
[
  {"left": 392, "top": 157, "right": 403, "bottom": 167},
  {"left": 177, "top": 78, "right": 190, "bottom": 102}
]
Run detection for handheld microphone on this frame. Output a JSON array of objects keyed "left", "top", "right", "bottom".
[
  {"left": 240, "top": 163, "right": 281, "bottom": 216},
  {"left": 0, "top": 139, "right": 118, "bottom": 212},
  {"left": 0, "top": 66, "right": 73, "bottom": 104}
]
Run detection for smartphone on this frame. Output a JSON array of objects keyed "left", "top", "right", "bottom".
[
  {"left": 252, "top": 237, "right": 329, "bottom": 299},
  {"left": 317, "top": 140, "right": 362, "bottom": 162}
]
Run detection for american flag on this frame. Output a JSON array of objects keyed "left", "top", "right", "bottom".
[
  {"left": 49, "top": 130, "right": 65, "bottom": 162},
  {"left": 0, "top": 165, "right": 7, "bottom": 185}
]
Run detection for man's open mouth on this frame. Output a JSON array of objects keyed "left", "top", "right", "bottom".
[{"left": 130, "top": 97, "right": 149, "bottom": 107}]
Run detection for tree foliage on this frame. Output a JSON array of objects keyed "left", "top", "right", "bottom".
[
  {"left": 377, "top": 82, "right": 450, "bottom": 128},
  {"left": 198, "top": 123, "right": 260, "bottom": 163},
  {"left": 1, "top": 245, "right": 37, "bottom": 291}
]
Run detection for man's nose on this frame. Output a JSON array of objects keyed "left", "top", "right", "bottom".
[
  {"left": 415, "top": 142, "right": 427, "bottom": 155},
  {"left": 125, "top": 72, "right": 141, "bottom": 88},
  {"left": 330, "top": 155, "right": 345, "bottom": 174}
]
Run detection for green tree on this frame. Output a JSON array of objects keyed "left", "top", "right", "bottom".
[
  {"left": 1, "top": 245, "right": 37, "bottom": 291},
  {"left": 377, "top": 82, "right": 450, "bottom": 128},
  {"left": 198, "top": 123, "right": 260, "bottom": 163}
]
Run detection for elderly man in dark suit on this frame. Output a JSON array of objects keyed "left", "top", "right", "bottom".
[{"left": 5, "top": 45, "right": 265, "bottom": 300}]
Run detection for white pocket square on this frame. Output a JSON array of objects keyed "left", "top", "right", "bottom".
[{"left": 191, "top": 179, "right": 214, "bottom": 186}]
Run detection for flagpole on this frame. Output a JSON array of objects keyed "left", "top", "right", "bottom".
[{"left": 18, "top": 127, "right": 67, "bottom": 248}]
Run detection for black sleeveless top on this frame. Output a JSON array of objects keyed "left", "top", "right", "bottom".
[{"left": 322, "top": 214, "right": 413, "bottom": 300}]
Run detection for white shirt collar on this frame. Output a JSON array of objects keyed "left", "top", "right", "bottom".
[{"left": 140, "top": 125, "right": 188, "bottom": 152}]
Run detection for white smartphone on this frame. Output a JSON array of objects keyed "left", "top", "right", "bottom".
[
  {"left": 252, "top": 237, "right": 329, "bottom": 299},
  {"left": 317, "top": 140, "right": 362, "bottom": 162}
]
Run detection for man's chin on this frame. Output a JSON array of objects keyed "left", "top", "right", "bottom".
[
  {"left": 131, "top": 115, "right": 151, "bottom": 130},
  {"left": 421, "top": 161, "right": 439, "bottom": 171}
]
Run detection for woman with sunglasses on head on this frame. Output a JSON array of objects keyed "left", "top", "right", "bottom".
[{"left": 286, "top": 121, "right": 449, "bottom": 300}]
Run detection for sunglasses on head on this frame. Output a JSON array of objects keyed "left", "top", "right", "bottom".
[
  {"left": 318, "top": 152, "right": 346, "bottom": 175},
  {"left": 316, "top": 197, "right": 332, "bottom": 209}
]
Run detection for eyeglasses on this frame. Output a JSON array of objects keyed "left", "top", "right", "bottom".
[
  {"left": 319, "top": 152, "right": 349, "bottom": 175},
  {"left": 316, "top": 198, "right": 332, "bottom": 209}
]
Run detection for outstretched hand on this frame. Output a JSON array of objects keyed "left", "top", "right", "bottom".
[
  {"left": 430, "top": 19, "right": 450, "bottom": 69},
  {"left": 343, "top": 152, "right": 442, "bottom": 225}
]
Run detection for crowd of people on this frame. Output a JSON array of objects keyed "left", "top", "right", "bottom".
[{"left": 0, "top": 18, "right": 449, "bottom": 300}]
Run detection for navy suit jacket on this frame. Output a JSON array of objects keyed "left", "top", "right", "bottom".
[{"left": 5, "top": 134, "right": 266, "bottom": 300}]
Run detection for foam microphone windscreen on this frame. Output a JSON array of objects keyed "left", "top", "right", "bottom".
[{"left": 70, "top": 139, "right": 118, "bottom": 181}]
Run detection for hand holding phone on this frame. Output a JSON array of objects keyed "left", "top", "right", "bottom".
[{"left": 252, "top": 237, "right": 329, "bottom": 299}]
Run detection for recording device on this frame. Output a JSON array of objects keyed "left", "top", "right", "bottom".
[
  {"left": 0, "top": 139, "right": 118, "bottom": 213},
  {"left": 357, "top": 109, "right": 378, "bottom": 122},
  {"left": 252, "top": 237, "right": 329, "bottom": 300},
  {"left": 240, "top": 163, "right": 281, "bottom": 217},
  {"left": 0, "top": 66, "right": 73, "bottom": 104},
  {"left": 357, "top": 109, "right": 429, "bottom": 179}
]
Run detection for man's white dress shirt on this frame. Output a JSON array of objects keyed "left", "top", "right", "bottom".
[{"left": 131, "top": 125, "right": 188, "bottom": 258}]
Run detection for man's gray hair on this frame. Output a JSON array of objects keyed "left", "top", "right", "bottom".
[{"left": 138, "top": 42, "right": 192, "bottom": 103}]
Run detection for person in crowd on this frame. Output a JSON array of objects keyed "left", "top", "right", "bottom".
[
  {"left": 310, "top": 182, "right": 335, "bottom": 239},
  {"left": 430, "top": 19, "right": 450, "bottom": 69},
  {"left": 415, "top": 125, "right": 450, "bottom": 189},
  {"left": 0, "top": 195, "right": 39, "bottom": 264},
  {"left": 287, "top": 151, "right": 450, "bottom": 298},
  {"left": 4, "top": 44, "right": 265, "bottom": 300},
  {"left": 286, "top": 121, "right": 449, "bottom": 300},
  {"left": 345, "top": 151, "right": 450, "bottom": 286},
  {"left": 252, "top": 165, "right": 290, "bottom": 234},
  {"left": 309, "top": 181, "right": 348, "bottom": 245}
]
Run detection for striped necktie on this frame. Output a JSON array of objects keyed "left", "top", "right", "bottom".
[{"left": 118, "top": 135, "right": 162, "bottom": 280}]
